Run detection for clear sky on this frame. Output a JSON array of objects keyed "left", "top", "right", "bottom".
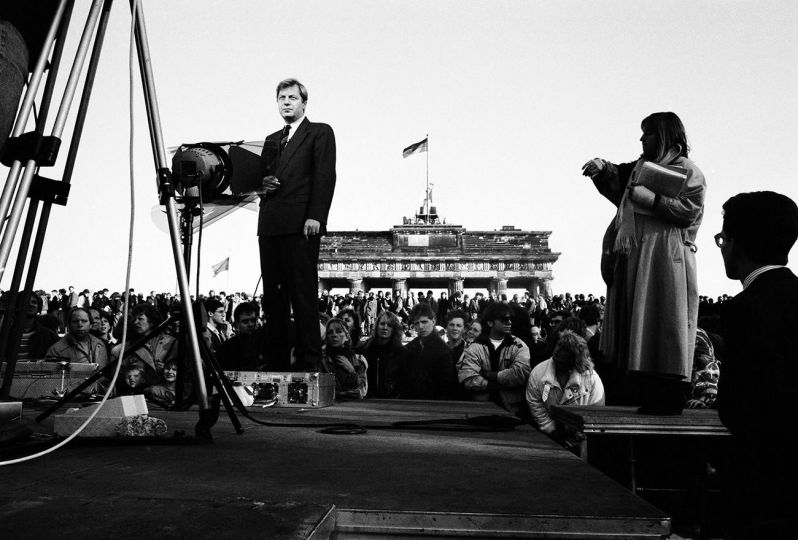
[{"left": 2, "top": 0, "right": 797, "bottom": 299}]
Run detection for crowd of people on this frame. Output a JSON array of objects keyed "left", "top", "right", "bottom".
[{"left": 1, "top": 284, "right": 723, "bottom": 427}]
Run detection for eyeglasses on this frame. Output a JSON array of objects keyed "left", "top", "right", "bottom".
[{"left": 714, "top": 232, "right": 727, "bottom": 248}]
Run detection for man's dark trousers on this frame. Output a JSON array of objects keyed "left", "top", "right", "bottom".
[{"left": 259, "top": 234, "right": 321, "bottom": 370}]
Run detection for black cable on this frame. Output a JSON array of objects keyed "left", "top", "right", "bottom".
[{"left": 235, "top": 410, "right": 523, "bottom": 435}]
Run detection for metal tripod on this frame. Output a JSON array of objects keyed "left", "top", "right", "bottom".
[{"left": 0, "top": 0, "right": 226, "bottom": 437}]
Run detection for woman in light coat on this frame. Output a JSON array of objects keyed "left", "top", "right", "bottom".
[{"left": 582, "top": 112, "right": 705, "bottom": 411}]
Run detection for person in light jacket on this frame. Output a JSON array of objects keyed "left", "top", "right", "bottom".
[
  {"left": 526, "top": 330, "right": 605, "bottom": 434},
  {"left": 457, "top": 302, "right": 531, "bottom": 418}
]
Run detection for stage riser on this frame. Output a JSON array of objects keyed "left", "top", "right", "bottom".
[{"left": 312, "top": 508, "right": 670, "bottom": 539}]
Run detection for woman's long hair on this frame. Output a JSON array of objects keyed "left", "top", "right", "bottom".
[
  {"left": 552, "top": 330, "right": 594, "bottom": 374},
  {"left": 641, "top": 111, "right": 690, "bottom": 162},
  {"left": 338, "top": 307, "right": 362, "bottom": 344},
  {"left": 370, "top": 311, "right": 403, "bottom": 348}
]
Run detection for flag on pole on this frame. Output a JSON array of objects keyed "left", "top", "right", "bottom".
[
  {"left": 402, "top": 137, "right": 428, "bottom": 158},
  {"left": 212, "top": 257, "right": 229, "bottom": 277}
]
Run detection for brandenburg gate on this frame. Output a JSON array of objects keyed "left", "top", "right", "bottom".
[{"left": 318, "top": 221, "right": 560, "bottom": 298}]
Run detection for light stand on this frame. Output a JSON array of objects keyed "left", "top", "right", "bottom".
[{"left": 0, "top": 0, "right": 232, "bottom": 440}]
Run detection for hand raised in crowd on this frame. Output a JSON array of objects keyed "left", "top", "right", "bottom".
[{"left": 581, "top": 158, "right": 605, "bottom": 178}]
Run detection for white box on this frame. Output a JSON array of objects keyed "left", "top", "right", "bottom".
[{"left": 54, "top": 395, "right": 149, "bottom": 437}]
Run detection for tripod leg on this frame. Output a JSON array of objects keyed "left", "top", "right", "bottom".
[
  {"left": 129, "top": 0, "right": 210, "bottom": 414},
  {"left": 0, "top": 0, "right": 106, "bottom": 281},
  {"left": 0, "top": 0, "right": 70, "bottom": 238},
  {"left": 195, "top": 333, "right": 244, "bottom": 435},
  {"left": 204, "top": 368, "right": 244, "bottom": 435}
]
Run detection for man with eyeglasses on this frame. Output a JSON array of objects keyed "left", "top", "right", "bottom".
[
  {"left": 714, "top": 191, "right": 798, "bottom": 539},
  {"left": 457, "top": 302, "right": 531, "bottom": 419}
]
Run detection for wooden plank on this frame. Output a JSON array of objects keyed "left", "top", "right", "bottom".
[{"left": 551, "top": 405, "right": 729, "bottom": 437}]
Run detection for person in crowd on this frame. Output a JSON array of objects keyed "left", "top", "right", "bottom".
[
  {"left": 87, "top": 307, "right": 103, "bottom": 337},
  {"left": 525, "top": 330, "right": 605, "bottom": 435},
  {"left": 425, "top": 290, "right": 438, "bottom": 314},
  {"left": 145, "top": 358, "right": 178, "bottom": 407},
  {"left": 363, "top": 291, "right": 378, "bottom": 336},
  {"left": 436, "top": 291, "right": 450, "bottom": 323},
  {"left": 66, "top": 286, "right": 79, "bottom": 309},
  {"left": 467, "top": 293, "right": 481, "bottom": 321},
  {"left": 318, "top": 290, "right": 334, "bottom": 317},
  {"left": 90, "top": 309, "right": 116, "bottom": 353},
  {"left": 92, "top": 288, "right": 112, "bottom": 312},
  {"left": 465, "top": 320, "right": 482, "bottom": 344},
  {"left": 478, "top": 292, "right": 496, "bottom": 318},
  {"left": 459, "top": 293, "right": 469, "bottom": 313},
  {"left": 360, "top": 311, "right": 404, "bottom": 398},
  {"left": 0, "top": 294, "right": 58, "bottom": 360},
  {"left": 579, "top": 303, "right": 602, "bottom": 342},
  {"left": 531, "top": 310, "right": 568, "bottom": 365},
  {"left": 117, "top": 366, "right": 146, "bottom": 396},
  {"left": 400, "top": 302, "right": 458, "bottom": 400},
  {"left": 582, "top": 112, "right": 705, "bottom": 412},
  {"left": 338, "top": 306, "right": 362, "bottom": 345},
  {"left": 451, "top": 291, "right": 464, "bottom": 311},
  {"left": 77, "top": 289, "right": 91, "bottom": 309},
  {"left": 545, "top": 310, "right": 567, "bottom": 338},
  {"left": 48, "top": 289, "right": 62, "bottom": 328},
  {"left": 686, "top": 327, "right": 719, "bottom": 409},
  {"left": 508, "top": 302, "right": 535, "bottom": 348},
  {"left": 444, "top": 309, "right": 468, "bottom": 360},
  {"left": 46, "top": 308, "right": 108, "bottom": 367},
  {"left": 258, "top": 78, "right": 336, "bottom": 371},
  {"left": 204, "top": 297, "right": 231, "bottom": 354},
  {"left": 217, "top": 302, "right": 290, "bottom": 371},
  {"left": 444, "top": 309, "right": 471, "bottom": 400},
  {"left": 715, "top": 191, "right": 798, "bottom": 538},
  {"left": 320, "top": 318, "right": 368, "bottom": 399},
  {"left": 557, "top": 316, "right": 588, "bottom": 339},
  {"left": 529, "top": 326, "right": 543, "bottom": 345},
  {"left": 457, "top": 302, "right": 531, "bottom": 418},
  {"left": 112, "top": 304, "right": 176, "bottom": 388},
  {"left": 390, "top": 290, "right": 404, "bottom": 318}
]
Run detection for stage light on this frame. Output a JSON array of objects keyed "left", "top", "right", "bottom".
[{"left": 171, "top": 142, "right": 232, "bottom": 203}]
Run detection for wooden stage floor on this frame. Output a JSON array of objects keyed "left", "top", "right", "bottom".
[{"left": 1, "top": 400, "right": 670, "bottom": 539}]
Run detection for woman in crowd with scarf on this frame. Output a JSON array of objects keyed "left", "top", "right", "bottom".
[
  {"left": 582, "top": 112, "right": 706, "bottom": 412},
  {"left": 321, "top": 318, "right": 368, "bottom": 399}
]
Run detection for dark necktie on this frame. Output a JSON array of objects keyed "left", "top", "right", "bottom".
[{"left": 280, "top": 124, "right": 291, "bottom": 151}]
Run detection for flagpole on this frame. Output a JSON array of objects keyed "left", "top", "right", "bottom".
[{"left": 425, "top": 133, "right": 429, "bottom": 220}]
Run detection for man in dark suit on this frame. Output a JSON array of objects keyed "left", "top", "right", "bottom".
[
  {"left": 259, "top": 79, "right": 336, "bottom": 370},
  {"left": 716, "top": 191, "right": 798, "bottom": 538}
]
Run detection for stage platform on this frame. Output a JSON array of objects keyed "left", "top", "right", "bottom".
[{"left": 1, "top": 400, "right": 670, "bottom": 539}]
